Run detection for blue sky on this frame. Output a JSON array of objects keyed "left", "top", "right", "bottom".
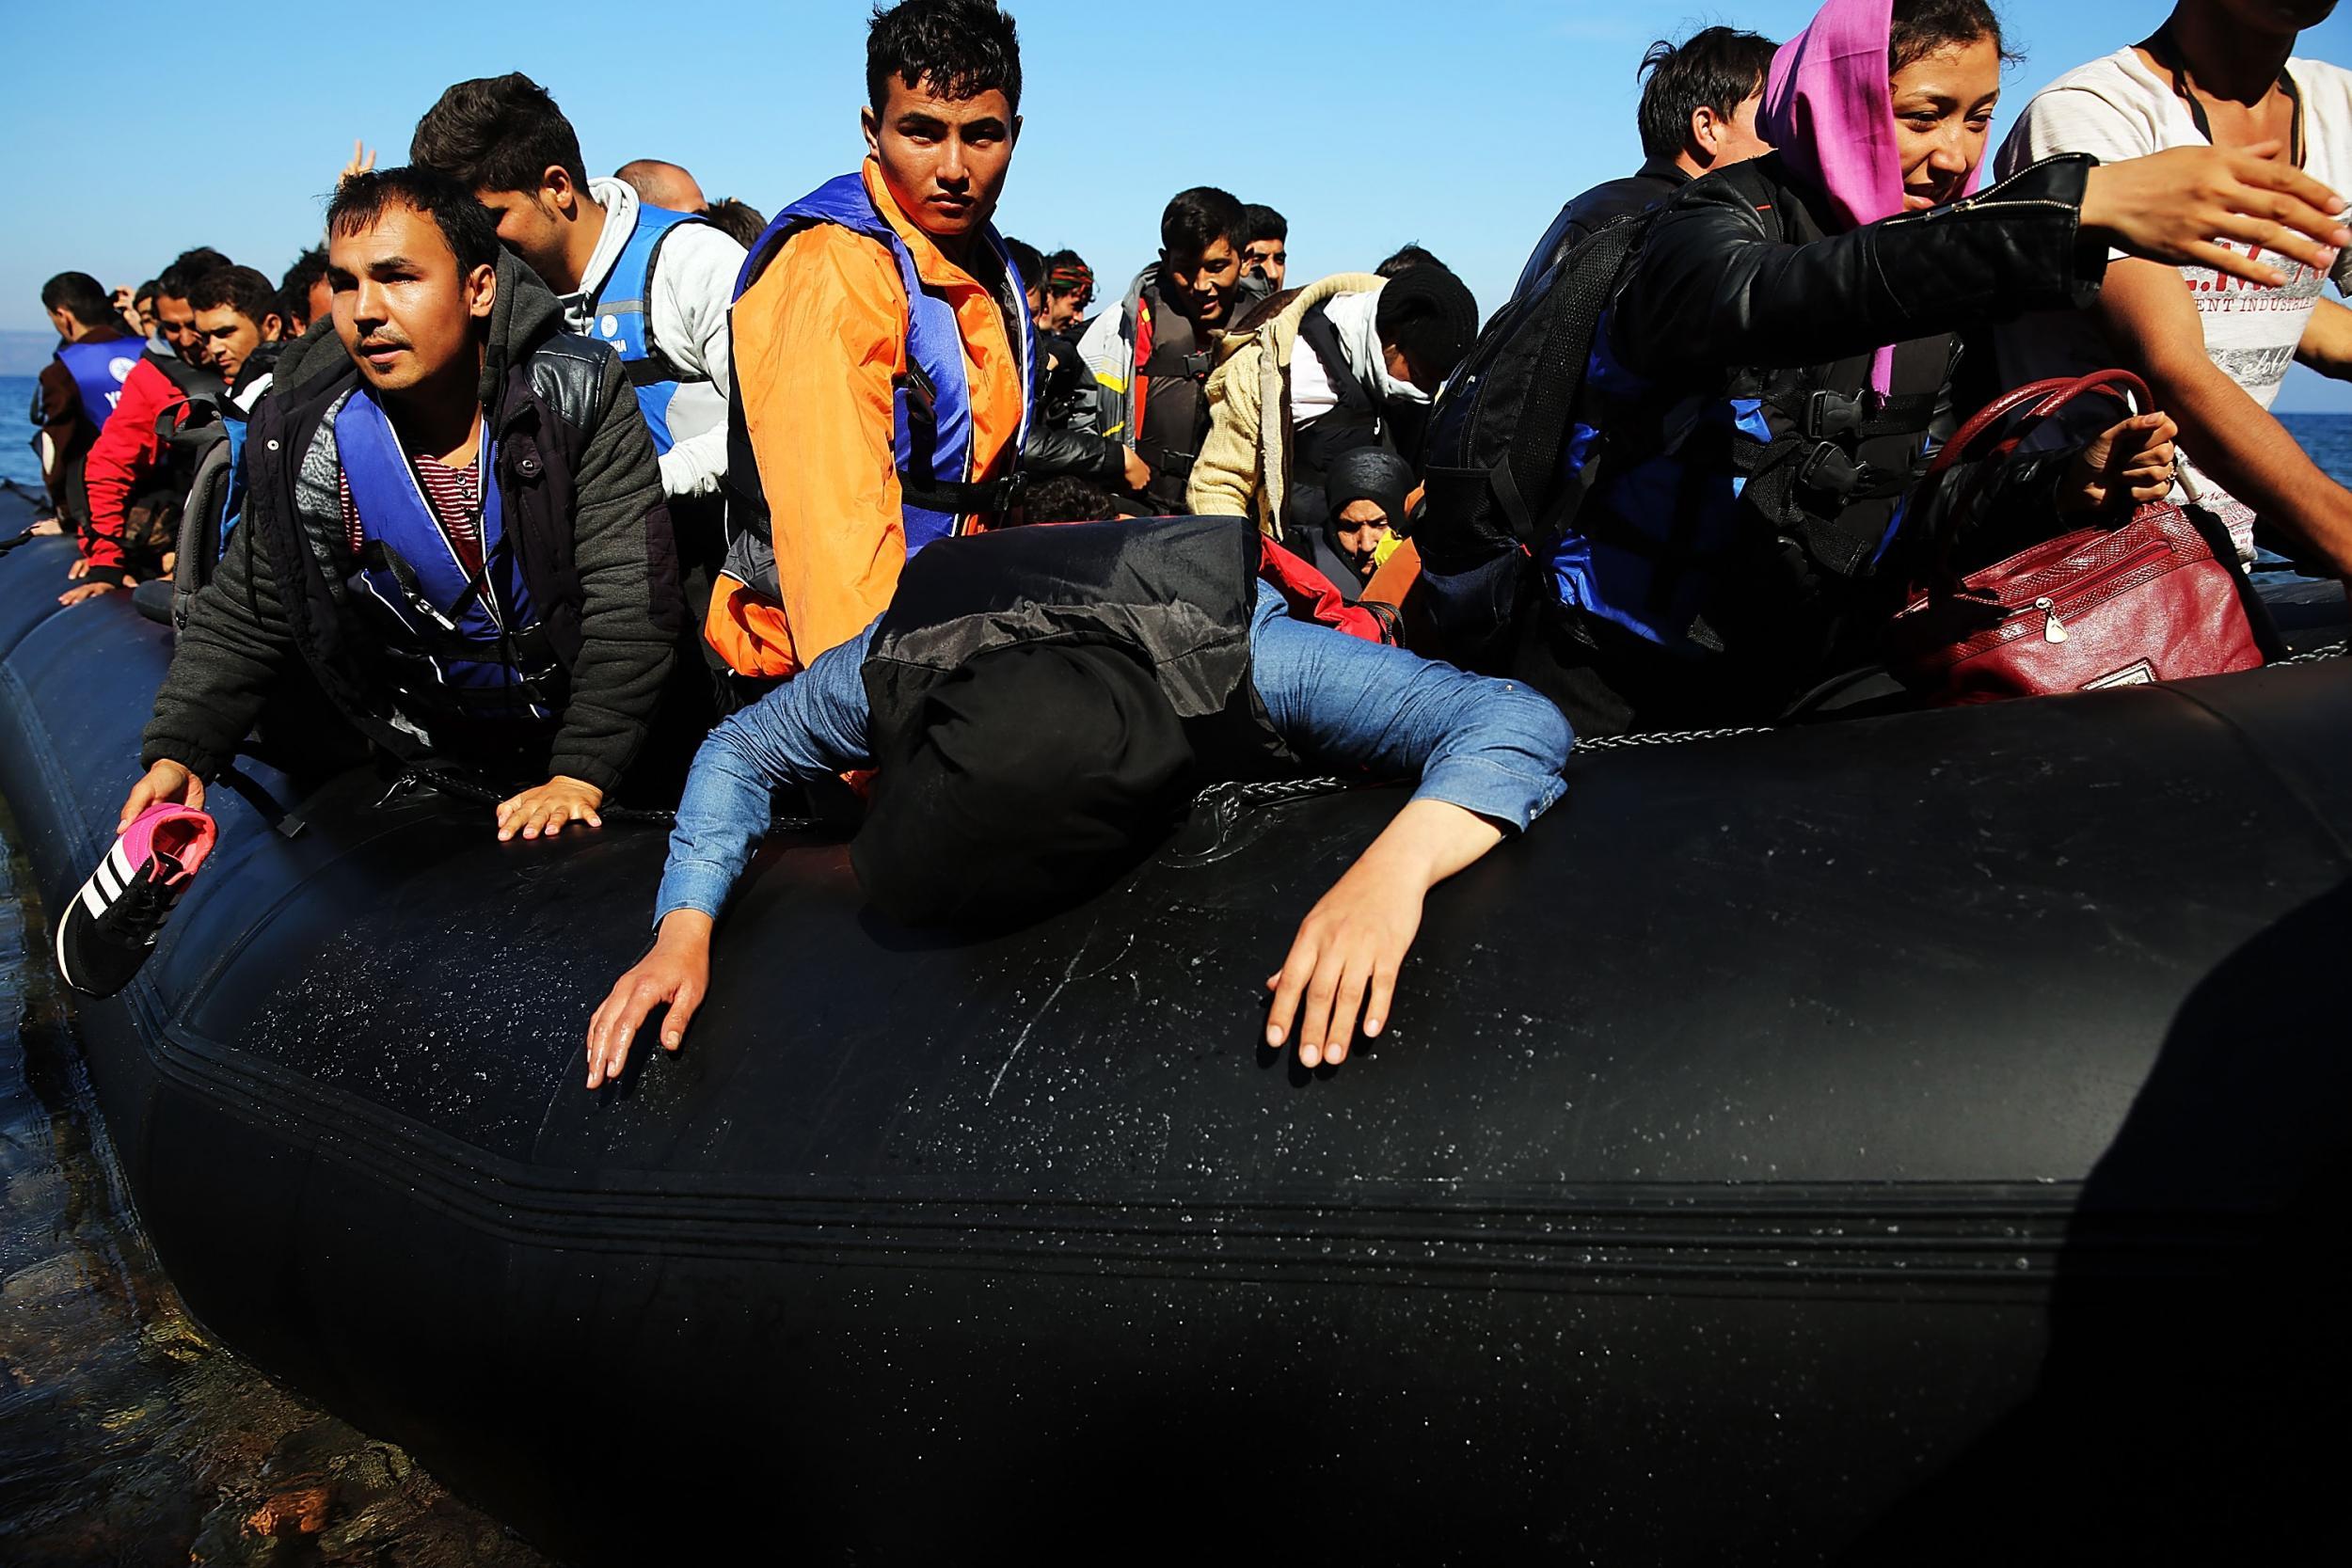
[{"left": 8, "top": 0, "right": 2352, "bottom": 404}]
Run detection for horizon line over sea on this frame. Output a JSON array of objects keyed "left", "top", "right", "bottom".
[{"left": 5, "top": 373, "right": 2352, "bottom": 494}]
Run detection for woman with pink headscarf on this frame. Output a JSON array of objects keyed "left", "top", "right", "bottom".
[{"left": 1500, "top": 0, "right": 2348, "bottom": 736}]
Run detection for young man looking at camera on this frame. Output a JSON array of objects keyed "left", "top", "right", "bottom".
[{"left": 707, "top": 0, "right": 1036, "bottom": 680}]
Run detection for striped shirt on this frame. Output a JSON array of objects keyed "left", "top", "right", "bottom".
[{"left": 340, "top": 451, "right": 485, "bottom": 577}]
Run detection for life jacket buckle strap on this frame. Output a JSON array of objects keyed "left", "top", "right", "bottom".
[
  {"left": 1795, "top": 440, "right": 1871, "bottom": 498},
  {"left": 1800, "top": 389, "right": 1862, "bottom": 442}
]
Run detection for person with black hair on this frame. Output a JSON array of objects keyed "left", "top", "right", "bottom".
[
  {"left": 1077, "top": 184, "right": 1248, "bottom": 509},
  {"left": 999, "top": 237, "right": 1154, "bottom": 496},
  {"left": 585, "top": 514, "right": 1572, "bottom": 1085},
  {"left": 709, "top": 0, "right": 1035, "bottom": 681},
  {"left": 1373, "top": 244, "right": 1443, "bottom": 278},
  {"left": 185, "top": 266, "right": 287, "bottom": 403},
  {"left": 1038, "top": 247, "right": 1093, "bottom": 335},
  {"left": 697, "top": 198, "right": 769, "bottom": 251},
  {"left": 30, "top": 271, "right": 141, "bottom": 539},
  {"left": 1240, "top": 203, "right": 1288, "bottom": 290},
  {"left": 130, "top": 281, "right": 161, "bottom": 342},
  {"left": 411, "top": 73, "right": 745, "bottom": 515},
  {"left": 1420, "top": 0, "right": 2348, "bottom": 736},
  {"left": 1511, "top": 26, "right": 1779, "bottom": 302},
  {"left": 65, "top": 246, "right": 234, "bottom": 606},
  {"left": 151, "top": 245, "right": 232, "bottom": 362},
  {"left": 278, "top": 246, "right": 331, "bottom": 333},
  {"left": 1005, "top": 234, "right": 1046, "bottom": 317},
  {"left": 1188, "top": 260, "right": 1479, "bottom": 536},
  {"left": 116, "top": 166, "right": 682, "bottom": 845}
]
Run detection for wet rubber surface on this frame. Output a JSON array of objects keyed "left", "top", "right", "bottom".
[{"left": 0, "top": 800, "right": 555, "bottom": 1567}]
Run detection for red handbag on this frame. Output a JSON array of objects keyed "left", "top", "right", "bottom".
[{"left": 1884, "top": 369, "right": 2265, "bottom": 705}]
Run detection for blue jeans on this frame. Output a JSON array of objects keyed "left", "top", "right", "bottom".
[{"left": 655, "top": 583, "right": 1573, "bottom": 923}]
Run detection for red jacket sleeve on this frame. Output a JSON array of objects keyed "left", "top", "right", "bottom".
[{"left": 80, "top": 358, "right": 176, "bottom": 580}]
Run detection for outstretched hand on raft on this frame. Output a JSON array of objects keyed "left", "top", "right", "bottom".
[
  {"left": 585, "top": 911, "right": 710, "bottom": 1089},
  {"left": 495, "top": 776, "right": 605, "bottom": 841},
  {"left": 1264, "top": 798, "right": 1504, "bottom": 1070},
  {"left": 582, "top": 799, "right": 1510, "bottom": 1088}
]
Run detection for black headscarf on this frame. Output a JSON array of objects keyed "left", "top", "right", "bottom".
[
  {"left": 1325, "top": 448, "right": 1412, "bottom": 533},
  {"left": 852, "top": 642, "right": 1197, "bottom": 928}
]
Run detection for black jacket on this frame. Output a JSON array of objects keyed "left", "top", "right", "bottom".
[
  {"left": 143, "top": 253, "right": 681, "bottom": 792},
  {"left": 1022, "top": 329, "right": 1130, "bottom": 486},
  {"left": 1511, "top": 158, "right": 1689, "bottom": 303},
  {"left": 1526, "top": 152, "right": 2109, "bottom": 730}
]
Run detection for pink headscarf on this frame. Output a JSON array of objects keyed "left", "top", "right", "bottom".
[{"left": 1757, "top": 0, "right": 1984, "bottom": 391}]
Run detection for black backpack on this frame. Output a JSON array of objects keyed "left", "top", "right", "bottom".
[{"left": 1415, "top": 214, "right": 1653, "bottom": 666}]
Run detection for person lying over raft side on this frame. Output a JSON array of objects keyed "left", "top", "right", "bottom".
[
  {"left": 115, "top": 165, "right": 681, "bottom": 844},
  {"left": 1416, "top": 0, "right": 2352, "bottom": 737},
  {"left": 587, "top": 515, "right": 1571, "bottom": 1085}
]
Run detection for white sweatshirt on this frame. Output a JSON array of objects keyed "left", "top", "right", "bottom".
[{"left": 560, "top": 177, "right": 746, "bottom": 501}]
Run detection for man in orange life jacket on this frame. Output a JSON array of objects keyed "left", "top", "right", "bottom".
[{"left": 707, "top": 0, "right": 1036, "bottom": 680}]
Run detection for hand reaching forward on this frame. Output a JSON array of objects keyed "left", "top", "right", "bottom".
[
  {"left": 2081, "top": 142, "right": 2350, "bottom": 288},
  {"left": 1265, "top": 799, "right": 1505, "bottom": 1069},
  {"left": 496, "top": 775, "right": 604, "bottom": 841},
  {"left": 2063, "top": 410, "right": 2180, "bottom": 515},
  {"left": 60, "top": 578, "right": 126, "bottom": 607},
  {"left": 119, "top": 760, "right": 201, "bottom": 832},
  {"left": 585, "top": 911, "right": 712, "bottom": 1088}
]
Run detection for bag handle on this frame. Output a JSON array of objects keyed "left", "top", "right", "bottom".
[
  {"left": 1926, "top": 368, "right": 2154, "bottom": 480},
  {"left": 1912, "top": 368, "right": 2157, "bottom": 594}
]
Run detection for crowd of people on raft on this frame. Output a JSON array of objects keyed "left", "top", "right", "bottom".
[{"left": 22, "top": 0, "right": 2352, "bottom": 1077}]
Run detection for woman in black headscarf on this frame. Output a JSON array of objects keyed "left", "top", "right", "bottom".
[{"left": 1307, "top": 448, "right": 1414, "bottom": 599}]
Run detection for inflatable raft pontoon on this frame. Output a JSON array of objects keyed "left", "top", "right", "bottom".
[{"left": 1, "top": 483, "right": 2345, "bottom": 1561}]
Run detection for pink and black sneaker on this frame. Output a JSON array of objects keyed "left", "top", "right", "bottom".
[{"left": 55, "top": 803, "right": 218, "bottom": 997}]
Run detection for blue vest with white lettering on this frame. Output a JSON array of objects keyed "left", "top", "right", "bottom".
[
  {"left": 336, "top": 390, "right": 551, "bottom": 725},
  {"left": 56, "top": 339, "right": 140, "bottom": 432},
  {"left": 584, "top": 203, "right": 709, "bottom": 454}
]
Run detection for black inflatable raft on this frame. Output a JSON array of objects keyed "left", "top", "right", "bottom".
[{"left": 2, "top": 483, "right": 2346, "bottom": 1561}]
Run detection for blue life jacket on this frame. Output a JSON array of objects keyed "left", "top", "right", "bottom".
[
  {"left": 1542, "top": 313, "right": 1932, "bottom": 655},
  {"left": 583, "top": 203, "right": 718, "bottom": 454},
  {"left": 55, "top": 339, "right": 142, "bottom": 432},
  {"left": 718, "top": 171, "right": 1036, "bottom": 608},
  {"left": 336, "top": 390, "right": 555, "bottom": 727}
]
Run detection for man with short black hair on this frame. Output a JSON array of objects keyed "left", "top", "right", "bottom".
[
  {"left": 31, "top": 271, "right": 141, "bottom": 538},
  {"left": 186, "top": 266, "right": 288, "bottom": 405},
  {"left": 1038, "top": 246, "right": 1092, "bottom": 335},
  {"left": 708, "top": 0, "right": 1036, "bottom": 680},
  {"left": 1240, "top": 202, "right": 1288, "bottom": 291},
  {"left": 278, "top": 246, "right": 331, "bottom": 333},
  {"left": 1511, "top": 25, "right": 1777, "bottom": 300},
  {"left": 117, "top": 166, "right": 681, "bottom": 844},
  {"left": 411, "top": 73, "right": 744, "bottom": 513},
  {"left": 1078, "top": 184, "right": 1248, "bottom": 510},
  {"left": 66, "top": 247, "right": 235, "bottom": 606},
  {"left": 1375, "top": 244, "right": 1445, "bottom": 279}
]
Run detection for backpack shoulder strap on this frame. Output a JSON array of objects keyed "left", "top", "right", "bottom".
[{"left": 1490, "top": 213, "right": 1649, "bottom": 547}]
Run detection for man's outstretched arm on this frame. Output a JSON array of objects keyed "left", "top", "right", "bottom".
[
  {"left": 585, "top": 620, "right": 879, "bottom": 1086},
  {"left": 1249, "top": 586, "right": 1573, "bottom": 1066}
]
